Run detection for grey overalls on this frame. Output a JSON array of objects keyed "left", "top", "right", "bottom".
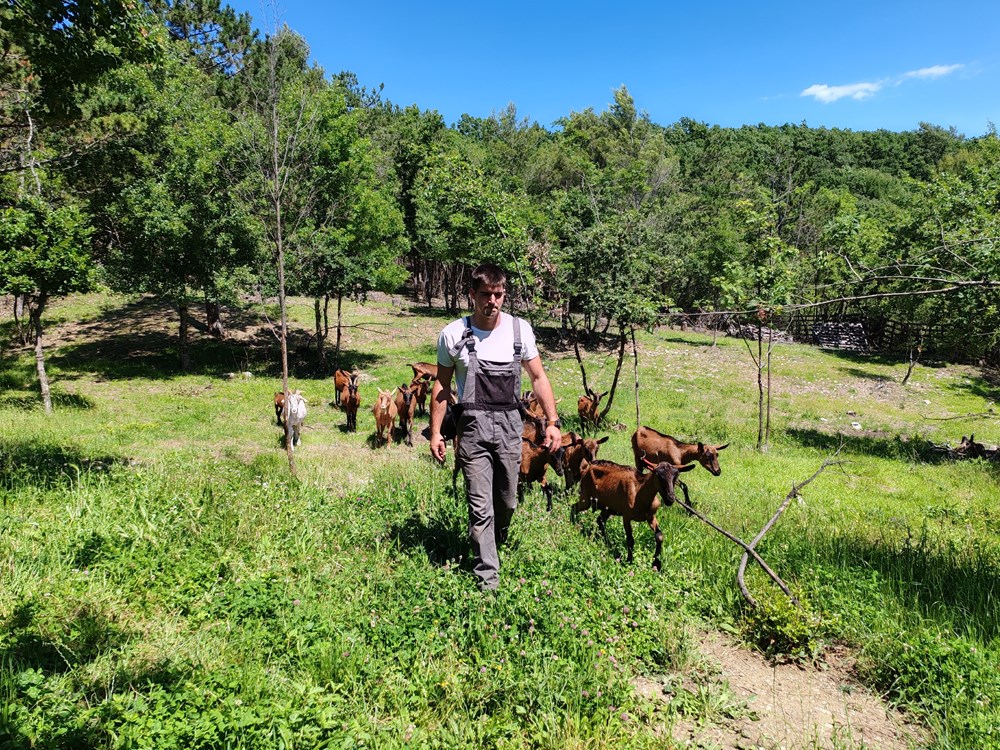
[{"left": 449, "top": 315, "right": 524, "bottom": 590}]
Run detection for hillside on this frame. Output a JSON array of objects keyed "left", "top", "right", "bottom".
[{"left": 2, "top": 293, "right": 999, "bottom": 749}]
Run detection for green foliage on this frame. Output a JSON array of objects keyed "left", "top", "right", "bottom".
[{"left": 0, "top": 196, "right": 94, "bottom": 300}]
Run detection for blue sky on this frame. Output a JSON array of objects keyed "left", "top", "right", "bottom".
[{"left": 225, "top": 1, "right": 1000, "bottom": 137}]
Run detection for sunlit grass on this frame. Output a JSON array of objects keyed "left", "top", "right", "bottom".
[{"left": 2, "top": 293, "right": 999, "bottom": 747}]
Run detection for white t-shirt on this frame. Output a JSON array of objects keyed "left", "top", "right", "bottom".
[{"left": 437, "top": 312, "right": 539, "bottom": 399}]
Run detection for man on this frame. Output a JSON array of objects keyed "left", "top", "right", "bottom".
[{"left": 429, "top": 263, "right": 562, "bottom": 591}]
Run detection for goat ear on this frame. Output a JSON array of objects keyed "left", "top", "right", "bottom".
[
  {"left": 717, "top": 443, "right": 730, "bottom": 451},
  {"left": 678, "top": 463, "right": 696, "bottom": 473},
  {"left": 697, "top": 442, "right": 704, "bottom": 452},
  {"left": 597, "top": 436, "right": 609, "bottom": 444}
]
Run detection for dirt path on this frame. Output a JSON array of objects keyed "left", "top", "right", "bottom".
[{"left": 637, "top": 631, "right": 928, "bottom": 749}]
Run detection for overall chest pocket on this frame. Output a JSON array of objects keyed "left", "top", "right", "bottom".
[{"left": 473, "top": 360, "right": 518, "bottom": 410}]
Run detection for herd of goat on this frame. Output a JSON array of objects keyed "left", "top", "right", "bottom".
[{"left": 274, "top": 363, "right": 729, "bottom": 568}]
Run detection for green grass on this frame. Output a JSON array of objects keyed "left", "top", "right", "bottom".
[{"left": 2, "top": 293, "right": 1000, "bottom": 748}]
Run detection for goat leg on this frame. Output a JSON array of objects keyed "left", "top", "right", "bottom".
[
  {"left": 597, "top": 508, "right": 612, "bottom": 542},
  {"left": 651, "top": 519, "right": 663, "bottom": 572},
  {"left": 623, "top": 518, "right": 635, "bottom": 564}
]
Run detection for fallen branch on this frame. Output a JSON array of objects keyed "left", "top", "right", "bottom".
[
  {"left": 673, "top": 484, "right": 801, "bottom": 609},
  {"left": 921, "top": 410, "right": 997, "bottom": 421},
  {"left": 735, "top": 450, "right": 845, "bottom": 609},
  {"left": 672, "top": 450, "right": 844, "bottom": 609}
]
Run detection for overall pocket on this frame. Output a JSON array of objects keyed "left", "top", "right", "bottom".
[{"left": 474, "top": 361, "right": 517, "bottom": 410}]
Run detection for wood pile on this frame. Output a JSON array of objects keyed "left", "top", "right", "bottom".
[
  {"left": 727, "top": 323, "right": 794, "bottom": 343},
  {"left": 812, "top": 322, "right": 870, "bottom": 351}
]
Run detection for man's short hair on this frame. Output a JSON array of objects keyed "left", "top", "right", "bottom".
[{"left": 470, "top": 263, "right": 507, "bottom": 291}]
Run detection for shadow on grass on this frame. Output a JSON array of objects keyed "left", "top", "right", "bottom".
[
  {"left": 784, "top": 427, "right": 949, "bottom": 463},
  {"left": 389, "top": 507, "right": 469, "bottom": 568},
  {"left": 1, "top": 600, "right": 128, "bottom": 675},
  {"left": 838, "top": 366, "right": 896, "bottom": 383},
  {"left": 824, "top": 348, "right": 949, "bottom": 371},
  {"left": 37, "top": 294, "right": 383, "bottom": 382},
  {"left": 803, "top": 531, "right": 1000, "bottom": 641},
  {"left": 0, "top": 392, "right": 96, "bottom": 411},
  {"left": 0, "top": 440, "right": 125, "bottom": 492}
]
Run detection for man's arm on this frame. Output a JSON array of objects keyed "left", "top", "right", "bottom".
[
  {"left": 429, "top": 365, "right": 455, "bottom": 463},
  {"left": 522, "top": 356, "right": 561, "bottom": 450}
]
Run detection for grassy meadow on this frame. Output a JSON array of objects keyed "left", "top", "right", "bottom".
[{"left": 2, "top": 292, "right": 999, "bottom": 749}]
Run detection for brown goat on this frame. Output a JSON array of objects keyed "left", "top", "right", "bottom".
[
  {"left": 333, "top": 369, "right": 352, "bottom": 406},
  {"left": 372, "top": 388, "right": 398, "bottom": 445},
  {"left": 340, "top": 377, "right": 361, "bottom": 432},
  {"left": 577, "top": 389, "right": 609, "bottom": 429},
  {"left": 394, "top": 382, "right": 418, "bottom": 446},
  {"left": 563, "top": 433, "right": 609, "bottom": 492},
  {"left": 518, "top": 437, "right": 566, "bottom": 511},
  {"left": 631, "top": 426, "right": 729, "bottom": 476},
  {"left": 409, "top": 376, "right": 429, "bottom": 416},
  {"left": 573, "top": 458, "right": 694, "bottom": 569},
  {"left": 410, "top": 362, "right": 438, "bottom": 382},
  {"left": 273, "top": 391, "right": 285, "bottom": 426}
]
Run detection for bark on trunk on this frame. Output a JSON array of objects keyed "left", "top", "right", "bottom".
[
  {"left": 206, "top": 299, "right": 225, "bottom": 339},
  {"left": 756, "top": 320, "right": 765, "bottom": 452},
  {"left": 30, "top": 296, "right": 52, "bottom": 414},
  {"left": 334, "top": 292, "right": 343, "bottom": 371},
  {"left": 314, "top": 297, "right": 327, "bottom": 368}
]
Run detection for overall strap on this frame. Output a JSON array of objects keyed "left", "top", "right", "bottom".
[
  {"left": 511, "top": 316, "right": 522, "bottom": 366},
  {"left": 448, "top": 317, "right": 476, "bottom": 360}
]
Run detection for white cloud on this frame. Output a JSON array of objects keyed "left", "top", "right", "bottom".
[
  {"left": 904, "top": 64, "right": 963, "bottom": 79},
  {"left": 801, "top": 82, "right": 882, "bottom": 103}
]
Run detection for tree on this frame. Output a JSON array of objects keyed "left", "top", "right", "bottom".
[
  {"left": 413, "top": 144, "right": 532, "bottom": 314},
  {"left": 288, "top": 86, "right": 408, "bottom": 368},
  {"left": 0, "top": 197, "right": 93, "bottom": 411},
  {"left": 234, "top": 25, "right": 326, "bottom": 475},
  {"left": 101, "top": 50, "right": 256, "bottom": 370},
  {"left": 718, "top": 197, "right": 798, "bottom": 452}
]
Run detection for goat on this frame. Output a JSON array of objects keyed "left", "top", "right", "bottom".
[
  {"left": 394, "top": 382, "right": 417, "bottom": 446},
  {"left": 572, "top": 457, "right": 695, "bottom": 569},
  {"left": 409, "top": 376, "right": 429, "bottom": 416},
  {"left": 273, "top": 391, "right": 285, "bottom": 426},
  {"left": 631, "top": 426, "right": 729, "bottom": 476},
  {"left": 522, "top": 390, "right": 560, "bottom": 420},
  {"left": 521, "top": 411, "right": 547, "bottom": 445},
  {"left": 285, "top": 390, "right": 308, "bottom": 449},
  {"left": 333, "top": 369, "right": 352, "bottom": 406},
  {"left": 563, "top": 433, "right": 609, "bottom": 493},
  {"left": 577, "top": 389, "right": 609, "bottom": 429},
  {"left": 372, "top": 388, "right": 398, "bottom": 445},
  {"left": 410, "top": 362, "right": 438, "bottom": 382},
  {"left": 518, "top": 437, "right": 566, "bottom": 511},
  {"left": 340, "top": 377, "right": 361, "bottom": 432}
]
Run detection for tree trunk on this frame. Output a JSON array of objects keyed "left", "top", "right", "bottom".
[
  {"left": 632, "top": 326, "right": 641, "bottom": 430},
  {"left": 764, "top": 323, "right": 773, "bottom": 451},
  {"left": 275, "top": 197, "right": 296, "bottom": 478},
  {"left": 597, "top": 327, "right": 628, "bottom": 423},
  {"left": 314, "top": 297, "right": 327, "bottom": 368},
  {"left": 334, "top": 292, "right": 343, "bottom": 371},
  {"left": 756, "top": 319, "right": 765, "bottom": 452},
  {"left": 206, "top": 299, "right": 225, "bottom": 339},
  {"left": 178, "top": 302, "right": 191, "bottom": 372},
  {"left": 30, "top": 295, "right": 52, "bottom": 414}
]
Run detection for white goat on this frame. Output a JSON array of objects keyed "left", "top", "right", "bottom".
[{"left": 285, "top": 390, "right": 308, "bottom": 449}]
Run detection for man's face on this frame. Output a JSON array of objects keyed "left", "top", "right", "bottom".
[{"left": 471, "top": 282, "right": 505, "bottom": 321}]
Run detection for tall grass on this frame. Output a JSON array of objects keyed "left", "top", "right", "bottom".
[{"left": 2, "top": 293, "right": 999, "bottom": 747}]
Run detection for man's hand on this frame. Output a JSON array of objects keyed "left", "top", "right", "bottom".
[
  {"left": 430, "top": 434, "right": 447, "bottom": 463},
  {"left": 543, "top": 424, "right": 561, "bottom": 451}
]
